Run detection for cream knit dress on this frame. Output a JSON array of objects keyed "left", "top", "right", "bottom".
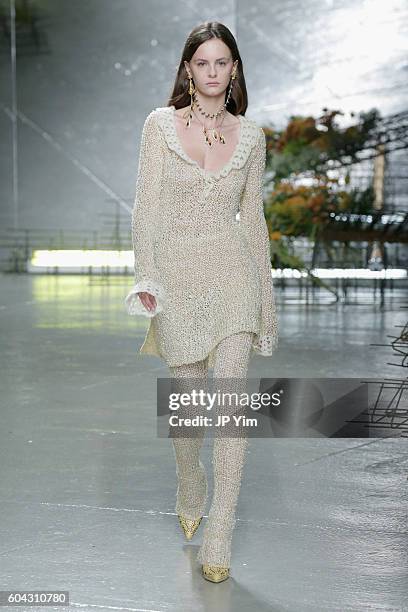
[{"left": 124, "top": 105, "right": 279, "bottom": 368}]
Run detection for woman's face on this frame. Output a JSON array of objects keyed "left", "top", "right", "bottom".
[{"left": 184, "top": 38, "right": 238, "bottom": 100}]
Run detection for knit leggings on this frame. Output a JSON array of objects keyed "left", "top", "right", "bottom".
[{"left": 169, "top": 331, "right": 252, "bottom": 568}]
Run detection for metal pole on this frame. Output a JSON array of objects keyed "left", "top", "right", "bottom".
[{"left": 10, "top": 0, "right": 19, "bottom": 229}]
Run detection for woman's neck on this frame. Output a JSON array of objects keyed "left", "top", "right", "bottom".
[{"left": 194, "top": 92, "right": 225, "bottom": 115}]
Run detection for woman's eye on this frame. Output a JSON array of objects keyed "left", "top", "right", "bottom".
[{"left": 197, "top": 61, "right": 227, "bottom": 66}]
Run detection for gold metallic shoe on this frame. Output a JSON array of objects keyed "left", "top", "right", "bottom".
[
  {"left": 202, "top": 564, "right": 230, "bottom": 583},
  {"left": 178, "top": 514, "right": 203, "bottom": 540}
]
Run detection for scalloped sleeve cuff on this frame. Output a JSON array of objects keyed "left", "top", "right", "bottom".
[
  {"left": 124, "top": 279, "right": 167, "bottom": 318},
  {"left": 252, "top": 332, "right": 278, "bottom": 356}
]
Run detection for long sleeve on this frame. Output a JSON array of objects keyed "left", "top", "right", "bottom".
[
  {"left": 238, "top": 127, "right": 279, "bottom": 356},
  {"left": 124, "top": 110, "right": 168, "bottom": 317}
]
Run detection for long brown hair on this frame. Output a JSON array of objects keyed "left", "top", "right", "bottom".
[{"left": 167, "top": 22, "right": 248, "bottom": 116}]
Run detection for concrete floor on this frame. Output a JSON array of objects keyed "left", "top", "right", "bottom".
[{"left": 0, "top": 273, "right": 407, "bottom": 611}]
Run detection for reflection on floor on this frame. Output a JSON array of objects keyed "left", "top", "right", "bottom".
[{"left": 1, "top": 274, "right": 407, "bottom": 612}]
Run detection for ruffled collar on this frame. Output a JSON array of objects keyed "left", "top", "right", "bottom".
[{"left": 154, "top": 104, "right": 259, "bottom": 181}]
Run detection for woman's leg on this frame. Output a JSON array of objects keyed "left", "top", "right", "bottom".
[
  {"left": 169, "top": 358, "right": 209, "bottom": 520},
  {"left": 196, "top": 331, "right": 253, "bottom": 568}
]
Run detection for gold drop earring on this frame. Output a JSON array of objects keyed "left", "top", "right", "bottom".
[
  {"left": 213, "top": 65, "right": 237, "bottom": 145},
  {"left": 181, "top": 74, "right": 196, "bottom": 127}
]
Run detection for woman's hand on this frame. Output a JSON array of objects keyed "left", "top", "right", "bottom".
[{"left": 137, "top": 291, "right": 157, "bottom": 313}]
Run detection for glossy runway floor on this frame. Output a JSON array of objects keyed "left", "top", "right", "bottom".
[{"left": 1, "top": 275, "right": 407, "bottom": 612}]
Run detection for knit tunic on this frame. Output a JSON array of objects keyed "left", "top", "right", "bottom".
[{"left": 124, "top": 105, "right": 279, "bottom": 368}]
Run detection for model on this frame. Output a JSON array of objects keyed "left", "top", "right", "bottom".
[{"left": 125, "top": 21, "right": 279, "bottom": 583}]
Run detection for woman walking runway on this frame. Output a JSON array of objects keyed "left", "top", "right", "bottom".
[{"left": 125, "top": 21, "right": 279, "bottom": 582}]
